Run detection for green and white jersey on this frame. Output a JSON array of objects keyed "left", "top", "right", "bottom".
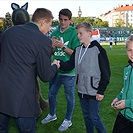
[
  {"left": 117, "top": 63, "right": 133, "bottom": 122},
  {"left": 51, "top": 25, "right": 80, "bottom": 75}
]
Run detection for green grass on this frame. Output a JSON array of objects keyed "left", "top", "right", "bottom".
[{"left": 9, "top": 43, "right": 128, "bottom": 133}]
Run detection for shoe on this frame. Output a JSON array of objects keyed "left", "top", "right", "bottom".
[
  {"left": 58, "top": 119, "right": 72, "bottom": 132},
  {"left": 41, "top": 114, "right": 57, "bottom": 124}
]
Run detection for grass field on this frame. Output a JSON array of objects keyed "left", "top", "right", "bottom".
[{"left": 9, "top": 43, "right": 128, "bottom": 133}]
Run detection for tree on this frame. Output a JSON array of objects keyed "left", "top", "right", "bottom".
[
  {"left": 3, "top": 12, "right": 13, "bottom": 31},
  {"left": 52, "top": 20, "right": 59, "bottom": 26},
  {"left": 72, "top": 17, "right": 109, "bottom": 27},
  {"left": 0, "top": 19, "right": 3, "bottom": 32},
  {"left": 115, "top": 18, "right": 125, "bottom": 27},
  {"left": 100, "top": 21, "right": 109, "bottom": 27},
  {"left": 51, "top": 17, "right": 109, "bottom": 28}
]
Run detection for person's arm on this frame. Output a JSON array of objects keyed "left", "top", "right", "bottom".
[
  {"left": 51, "top": 30, "right": 80, "bottom": 56},
  {"left": 59, "top": 48, "right": 76, "bottom": 71},
  {"left": 97, "top": 45, "right": 111, "bottom": 95},
  {"left": 111, "top": 90, "right": 123, "bottom": 109},
  {"left": 52, "top": 37, "right": 74, "bottom": 55},
  {"left": 36, "top": 39, "right": 58, "bottom": 82},
  {"left": 61, "top": 46, "right": 73, "bottom": 55},
  {"left": 111, "top": 92, "right": 133, "bottom": 110}
]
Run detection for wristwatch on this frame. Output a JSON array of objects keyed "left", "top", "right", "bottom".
[{"left": 61, "top": 46, "right": 67, "bottom": 51}]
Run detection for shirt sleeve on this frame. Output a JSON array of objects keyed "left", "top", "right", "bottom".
[
  {"left": 125, "top": 99, "right": 133, "bottom": 111},
  {"left": 59, "top": 49, "right": 76, "bottom": 71},
  {"left": 36, "top": 39, "right": 57, "bottom": 82},
  {"left": 97, "top": 44, "right": 111, "bottom": 95}
]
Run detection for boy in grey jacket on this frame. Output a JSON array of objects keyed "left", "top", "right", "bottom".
[{"left": 59, "top": 22, "right": 111, "bottom": 133}]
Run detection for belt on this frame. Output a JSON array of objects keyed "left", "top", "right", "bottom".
[{"left": 78, "top": 92, "right": 96, "bottom": 100}]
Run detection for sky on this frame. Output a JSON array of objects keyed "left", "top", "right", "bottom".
[{"left": 0, "top": 0, "right": 133, "bottom": 20}]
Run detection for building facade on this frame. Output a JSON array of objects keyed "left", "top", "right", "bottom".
[{"left": 99, "top": 4, "right": 133, "bottom": 27}]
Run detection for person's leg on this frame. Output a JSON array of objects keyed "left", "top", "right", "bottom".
[
  {"left": 89, "top": 99, "right": 106, "bottom": 133},
  {"left": 63, "top": 76, "right": 76, "bottom": 120},
  {"left": 80, "top": 98, "right": 94, "bottom": 133},
  {"left": 80, "top": 98, "right": 106, "bottom": 133},
  {"left": 58, "top": 75, "right": 76, "bottom": 132},
  {"left": 113, "top": 112, "right": 129, "bottom": 133},
  {"left": 48, "top": 74, "right": 62, "bottom": 116},
  {"left": 41, "top": 75, "right": 62, "bottom": 124},
  {"left": 129, "top": 120, "right": 133, "bottom": 133},
  {"left": 110, "top": 42, "right": 112, "bottom": 49},
  {"left": 14, "top": 117, "right": 36, "bottom": 133},
  {"left": 0, "top": 113, "right": 10, "bottom": 133}
]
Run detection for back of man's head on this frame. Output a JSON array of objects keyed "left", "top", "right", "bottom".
[{"left": 32, "top": 8, "right": 53, "bottom": 23}]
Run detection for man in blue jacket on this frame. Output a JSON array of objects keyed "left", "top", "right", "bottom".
[{"left": 0, "top": 8, "right": 60, "bottom": 133}]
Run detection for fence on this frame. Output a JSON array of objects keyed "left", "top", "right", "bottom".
[{"left": 94, "top": 27, "right": 131, "bottom": 42}]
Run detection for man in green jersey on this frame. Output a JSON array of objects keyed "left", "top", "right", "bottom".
[{"left": 41, "top": 8, "right": 80, "bottom": 132}]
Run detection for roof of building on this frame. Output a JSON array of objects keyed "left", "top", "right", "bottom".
[
  {"left": 100, "top": 4, "right": 133, "bottom": 17},
  {"left": 0, "top": 17, "right": 4, "bottom": 20},
  {"left": 115, "top": 4, "right": 133, "bottom": 12}
]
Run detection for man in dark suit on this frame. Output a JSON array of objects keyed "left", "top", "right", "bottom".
[
  {"left": 0, "top": 8, "right": 60, "bottom": 133},
  {"left": 0, "top": 32, "right": 1, "bottom": 63}
]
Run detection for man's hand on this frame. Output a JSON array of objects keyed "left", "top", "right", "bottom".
[
  {"left": 51, "top": 36, "right": 57, "bottom": 49},
  {"left": 51, "top": 59, "right": 60, "bottom": 68},
  {"left": 51, "top": 37, "right": 64, "bottom": 48}
]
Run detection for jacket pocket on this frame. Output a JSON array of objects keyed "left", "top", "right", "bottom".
[{"left": 90, "top": 76, "right": 99, "bottom": 90}]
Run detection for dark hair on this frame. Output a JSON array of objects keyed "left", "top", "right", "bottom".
[
  {"left": 32, "top": 8, "right": 53, "bottom": 22},
  {"left": 59, "top": 8, "right": 72, "bottom": 20}
]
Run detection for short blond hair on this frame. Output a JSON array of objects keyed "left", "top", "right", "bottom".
[
  {"left": 126, "top": 35, "right": 133, "bottom": 48},
  {"left": 76, "top": 22, "right": 93, "bottom": 32}
]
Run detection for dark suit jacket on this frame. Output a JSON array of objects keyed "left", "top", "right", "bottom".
[
  {"left": 0, "top": 22, "right": 57, "bottom": 117},
  {"left": 0, "top": 32, "right": 1, "bottom": 63}
]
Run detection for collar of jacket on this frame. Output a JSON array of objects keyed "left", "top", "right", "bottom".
[
  {"left": 128, "top": 60, "right": 133, "bottom": 66},
  {"left": 29, "top": 21, "right": 40, "bottom": 31}
]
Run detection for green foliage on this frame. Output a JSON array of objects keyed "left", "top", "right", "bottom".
[
  {"left": 52, "top": 20, "right": 59, "bottom": 26},
  {"left": 71, "top": 17, "right": 108, "bottom": 27},
  {"left": 0, "top": 19, "right": 3, "bottom": 32},
  {"left": 3, "top": 12, "right": 13, "bottom": 31},
  {"left": 52, "top": 17, "right": 109, "bottom": 27},
  {"left": 9, "top": 43, "right": 127, "bottom": 133},
  {"left": 115, "top": 18, "right": 125, "bottom": 27}
]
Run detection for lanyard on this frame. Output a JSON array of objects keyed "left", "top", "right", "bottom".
[{"left": 78, "top": 44, "right": 89, "bottom": 65}]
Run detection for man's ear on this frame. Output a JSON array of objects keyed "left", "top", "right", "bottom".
[
  {"left": 11, "top": 3, "right": 20, "bottom": 10},
  {"left": 21, "top": 2, "right": 28, "bottom": 10},
  {"left": 41, "top": 19, "right": 47, "bottom": 25}
]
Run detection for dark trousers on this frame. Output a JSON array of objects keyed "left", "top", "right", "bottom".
[
  {"left": 113, "top": 112, "right": 133, "bottom": 133},
  {"left": 80, "top": 98, "right": 106, "bottom": 133},
  {"left": 0, "top": 113, "right": 36, "bottom": 133}
]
